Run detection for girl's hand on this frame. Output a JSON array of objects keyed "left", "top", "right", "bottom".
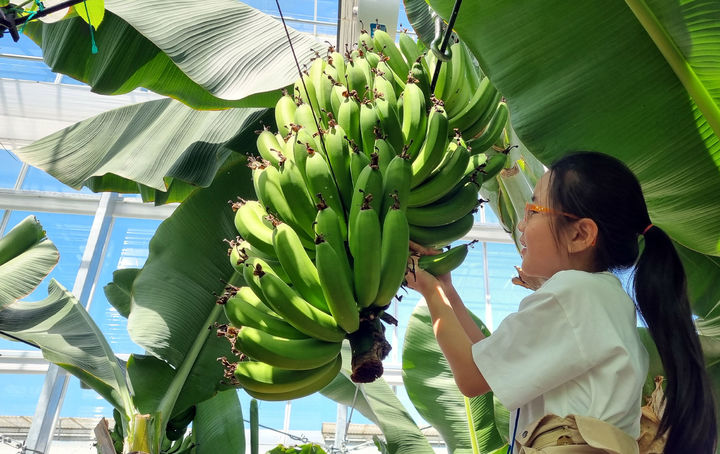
[
  {"left": 406, "top": 241, "right": 453, "bottom": 293},
  {"left": 511, "top": 266, "right": 546, "bottom": 291},
  {"left": 409, "top": 240, "right": 453, "bottom": 287}
]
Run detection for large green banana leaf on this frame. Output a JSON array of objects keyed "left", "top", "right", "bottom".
[
  {"left": 0, "top": 216, "right": 58, "bottom": 308},
  {"left": 321, "top": 353, "right": 435, "bottom": 454},
  {"left": 124, "top": 156, "right": 254, "bottom": 439},
  {"left": 25, "top": 0, "right": 319, "bottom": 110},
  {"left": 13, "top": 98, "right": 270, "bottom": 201},
  {"left": 425, "top": 0, "right": 720, "bottom": 258},
  {"left": 402, "top": 303, "right": 504, "bottom": 454},
  {"left": 0, "top": 280, "right": 133, "bottom": 413},
  {"left": 193, "top": 389, "right": 245, "bottom": 454}
]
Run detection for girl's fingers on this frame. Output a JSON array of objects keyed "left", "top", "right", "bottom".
[{"left": 409, "top": 240, "right": 442, "bottom": 256}]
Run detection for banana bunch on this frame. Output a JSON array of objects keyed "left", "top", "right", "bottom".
[{"left": 220, "top": 31, "right": 511, "bottom": 396}]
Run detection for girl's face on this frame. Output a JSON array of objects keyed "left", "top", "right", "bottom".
[{"left": 517, "top": 172, "right": 574, "bottom": 279}]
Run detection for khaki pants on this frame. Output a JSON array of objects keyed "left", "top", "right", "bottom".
[{"left": 516, "top": 414, "right": 639, "bottom": 454}]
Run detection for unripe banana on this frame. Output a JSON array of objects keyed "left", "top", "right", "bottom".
[
  {"left": 259, "top": 271, "right": 345, "bottom": 342},
  {"left": 374, "top": 94, "right": 404, "bottom": 153},
  {"left": 400, "top": 80, "right": 427, "bottom": 161},
  {"left": 272, "top": 222, "right": 329, "bottom": 313},
  {"left": 235, "top": 326, "right": 342, "bottom": 370},
  {"left": 358, "top": 30, "right": 374, "bottom": 53},
  {"left": 323, "top": 122, "right": 353, "bottom": 209},
  {"left": 305, "top": 148, "right": 347, "bottom": 237},
  {"left": 349, "top": 146, "right": 371, "bottom": 187},
  {"left": 410, "top": 103, "right": 450, "bottom": 187},
  {"left": 234, "top": 354, "right": 341, "bottom": 394},
  {"left": 348, "top": 158, "right": 383, "bottom": 240},
  {"left": 224, "top": 286, "right": 308, "bottom": 340},
  {"left": 256, "top": 128, "right": 284, "bottom": 168},
  {"left": 277, "top": 157, "right": 317, "bottom": 239},
  {"left": 409, "top": 58, "right": 431, "bottom": 108},
  {"left": 349, "top": 200, "right": 382, "bottom": 308},
  {"left": 461, "top": 91, "right": 502, "bottom": 140},
  {"left": 330, "top": 83, "right": 348, "bottom": 115},
  {"left": 359, "top": 101, "right": 379, "bottom": 157},
  {"left": 315, "top": 237, "right": 360, "bottom": 333},
  {"left": 233, "top": 199, "right": 276, "bottom": 258},
  {"left": 372, "top": 29, "right": 409, "bottom": 82},
  {"left": 241, "top": 354, "right": 341, "bottom": 401},
  {"left": 292, "top": 127, "right": 317, "bottom": 181},
  {"left": 372, "top": 72, "right": 397, "bottom": 107},
  {"left": 418, "top": 243, "right": 470, "bottom": 276},
  {"left": 376, "top": 58, "right": 406, "bottom": 96},
  {"left": 467, "top": 102, "right": 510, "bottom": 153},
  {"left": 344, "top": 59, "right": 368, "bottom": 101},
  {"left": 354, "top": 55, "right": 374, "bottom": 98},
  {"left": 380, "top": 153, "right": 412, "bottom": 216},
  {"left": 406, "top": 180, "right": 480, "bottom": 227},
  {"left": 398, "top": 32, "right": 421, "bottom": 69},
  {"left": 479, "top": 151, "right": 508, "bottom": 181},
  {"left": 337, "top": 94, "right": 362, "bottom": 150},
  {"left": 408, "top": 141, "right": 470, "bottom": 207},
  {"left": 373, "top": 137, "right": 396, "bottom": 176},
  {"left": 314, "top": 201, "right": 352, "bottom": 285},
  {"left": 447, "top": 77, "right": 497, "bottom": 135},
  {"left": 294, "top": 102, "right": 320, "bottom": 137},
  {"left": 242, "top": 257, "right": 286, "bottom": 301},
  {"left": 409, "top": 212, "right": 475, "bottom": 249},
  {"left": 328, "top": 51, "right": 346, "bottom": 83},
  {"left": 228, "top": 238, "right": 286, "bottom": 279},
  {"left": 443, "top": 42, "right": 473, "bottom": 117},
  {"left": 293, "top": 73, "right": 319, "bottom": 118},
  {"left": 372, "top": 202, "right": 410, "bottom": 307},
  {"left": 274, "top": 91, "right": 297, "bottom": 138}
]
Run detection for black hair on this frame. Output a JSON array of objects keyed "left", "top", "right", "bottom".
[{"left": 547, "top": 151, "right": 716, "bottom": 453}]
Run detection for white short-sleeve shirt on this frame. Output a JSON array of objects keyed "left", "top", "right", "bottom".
[{"left": 472, "top": 270, "right": 649, "bottom": 439}]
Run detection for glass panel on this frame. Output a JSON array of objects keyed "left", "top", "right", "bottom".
[
  {"left": 0, "top": 211, "right": 94, "bottom": 350},
  {"left": 59, "top": 376, "right": 114, "bottom": 418},
  {"left": 86, "top": 217, "right": 161, "bottom": 355},
  {"left": 60, "top": 75, "right": 88, "bottom": 86},
  {"left": 0, "top": 373, "right": 46, "bottom": 415},
  {"left": 0, "top": 34, "right": 43, "bottom": 56},
  {"left": 486, "top": 242, "right": 531, "bottom": 329},
  {"left": 0, "top": 150, "right": 23, "bottom": 188},
  {"left": 21, "top": 166, "right": 93, "bottom": 193},
  {"left": 0, "top": 57, "right": 56, "bottom": 82},
  {"left": 288, "top": 393, "right": 356, "bottom": 430}
]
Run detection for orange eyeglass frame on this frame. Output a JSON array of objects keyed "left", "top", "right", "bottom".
[{"left": 524, "top": 202, "right": 580, "bottom": 220}]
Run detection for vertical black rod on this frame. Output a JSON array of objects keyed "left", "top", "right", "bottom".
[{"left": 430, "top": 0, "right": 464, "bottom": 94}]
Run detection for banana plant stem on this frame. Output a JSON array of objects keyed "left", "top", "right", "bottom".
[
  {"left": 464, "top": 396, "right": 480, "bottom": 454},
  {"left": 624, "top": 0, "right": 720, "bottom": 140}
]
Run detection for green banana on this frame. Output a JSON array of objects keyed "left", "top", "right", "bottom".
[
  {"left": 372, "top": 202, "right": 410, "bottom": 307},
  {"left": 323, "top": 121, "right": 353, "bottom": 209},
  {"left": 359, "top": 100, "right": 379, "bottom": 157},
  {"left": 406, "top": 179, "right": 480, "bottom": 227},
  {"left": 292, "top": 127, "right": 317, "bottom": 181},
  {"left": 234, "top": 354, "right": 341, "bottom": 394},
  {"left": 408, "top": 141, "right": 471, "bottom": 207},
  {"left": 305, "top": 147, "right": 347, "bottom": 237},
  {"left": 241, "top": 354, "right": 341, "bottom": 401},
  {"left": 314, "top": 200, "right": 353, "bottom": 285},
  {"left": 330, "top": 82, "right": 348, "bottom": 115},
  {"left": 277, "top": 157, "right": 317, "bottom": 239},
  {"left": 443, "top": 42, "right": 474, "bottom": 118},
  {"left": 372, "top": 72, "right": 397, "bottom": 107},
  {"left": 372, "top": 29, "right": 409, "bottom": 82},
  {"left": 315, "top": 237, "right": 360, "bottom": 333},
  {"left": 467, "top": 101, "right": 510, "bottom": 153},
  {"left": 447, "top": 77, "right": 497, "bottom": 135},
  {"left": 400, "top": 79, "right": 427, "bottom": 160},
  {"left": 480, "top": 151, "right": 509, "bottom": 181},
  {"left": 235, "top": 326, "right": 342, "bottom": 370},
  {"left": 337, "top": 93, "right": 362, "bottom": 149},
  {"left": 376, "top": 57, "right": 406, "bottom": 97},
  {"left": 410, "top": 103, "right": 450, "bottom": 187},
  {"left": 256, "top": 128, "right": 284, "bottom": 168},
  {"left": 242, "top": 257, "right": 285, "bottom": 302},
  {"left": 348, "top": 158, "right": 384, "bottom": 239},
  {"left": 398, "top": 32, "right": 421, "bottom": 69},
  {"left": 258, "top": 271, "right": 345, "bottom": 342},
  {"left": 358, "top": 30, "right": 374, "bottom": 53},
  {"left": 274, "top": 91, "right": 297, "bottom": 138},
  {"left": 374, "top": 94, "right": 404, "bottom": 153},
  {"left": 233, "top": 199, "right": 276, "bottom": 258},
  {"left": 344, "top": 59, "right": 368, "bottom": 100},
  {"left": 294, "top": 102, "right": 320, "bottom": 136},
  {"left": 461, "top": 90, "right": 502, "bottom": 140},
  {"left": 293, "top": 72, "right": 319, "bottom": 119},
  {"left": 417, "top": 243, "right": 470, "bottom": 276},
  {"left": 354, "top": 54, "right": 374, "bottom": 98},
  {"left": 349, "top": 199, "right": 382, "bottom": 308},
  {"left": 328, "top": 51, "right": 346, "bottom": 83},
  {"left": 380, "top": 152, "right": 412, "bottom": 216},
  {"left": 349, "top": 145, "right": 371, "bottom": 187},
  {"left": 373, "top": 136, "right": 396, "bottom": 176},
  {"left": 409, "top": 212, "right": 476, "bottom": 249},
  {"left": 409, "top": 58, "right": 431, "bottom": 108},
  {"left": 272, "top": 222, "right": 329, "bottom": 313},
  {"left": 224, "top": 286, "right": 308, "bottom": 340}
]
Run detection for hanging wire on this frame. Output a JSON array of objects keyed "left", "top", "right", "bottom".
[
  {"left": 429, "top": 0, "right": 464, "bottom": 94},
  {"left": 81, "top": 0, "right": 98, "bottom": 54},
  {"left": 242, "top": 418, "right": 309, "bottom": 444},
  {"left": 0, "top": 330, "right": 41, "bottom": 349},
  {"left": 273, "top": 0, "right": 328, "bottom": 156}
]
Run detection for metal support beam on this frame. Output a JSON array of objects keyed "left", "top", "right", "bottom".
[
  {"left": 336, "top": 0, "right": 359, "bottom": 52},
  {"left": 23, "top": 192, "right": 117, "bottom": 454},
  {"left": 333, "top": 404, "right": 347, "bottom": 451}
]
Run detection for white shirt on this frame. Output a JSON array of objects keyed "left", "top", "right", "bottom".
[{"left": 472, "top": 270, "right": 649, "bottom": 439}]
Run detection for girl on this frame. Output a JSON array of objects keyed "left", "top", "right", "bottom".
[{"left": 406, "top": 151, "right": 716, "bottom": 453}]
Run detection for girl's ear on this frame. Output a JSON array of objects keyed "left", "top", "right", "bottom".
[{"left": 566, "top": 218, "right": 599, "bottom": 253}]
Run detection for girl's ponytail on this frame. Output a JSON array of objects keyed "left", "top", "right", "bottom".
[{"left": 634, "top": 225, "right": 716, "bottom": 453}]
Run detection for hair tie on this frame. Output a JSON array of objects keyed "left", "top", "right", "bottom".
[{"left": 642, "top": 223, "right": 654, "bottom": 235}]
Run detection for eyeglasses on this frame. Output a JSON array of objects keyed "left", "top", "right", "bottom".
[{"left": 524, "top": 202, "right": 580, "bottom": 222}]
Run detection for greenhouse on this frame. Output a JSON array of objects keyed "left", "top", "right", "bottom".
[{"left": 1, "top": 0, "right": 718, "bottom": 453}]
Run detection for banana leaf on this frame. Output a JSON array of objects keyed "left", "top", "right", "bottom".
[
  {"left": 103, "top": 268, "right": 140, "bottom": 318},
  {"left": 13, "top": 98, "right": 270, "bottom": 201},
  {"left": 0, "top": 216, "right": 58, "bottom": 308},
  {"left": 193, "top": 389, "right": 245, "bottom": 454},
  {"left": 123, "top": 156, "right": 254, "bottom": 445},
  {"left": 0, "top": 280, "right": 133, "bottom": 413},
  {"left": 321, "top": 353, "right": 435, "bottom": 454},
  {"left": 24, "top": 0, "right": 319, "bottom": 110},
  {"left": 425, "top": 0, "right": 720, "bottom": 258},
  {"left": 402, "top": 302, "right": 504, "bottom": 453}
]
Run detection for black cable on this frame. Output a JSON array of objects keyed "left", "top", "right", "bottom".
[
  {"left": 430, "top": 0, "right": 464, "bottom": 94},
  {"left": 0, "top": 330, "right": 41, "bottom": 349}
]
